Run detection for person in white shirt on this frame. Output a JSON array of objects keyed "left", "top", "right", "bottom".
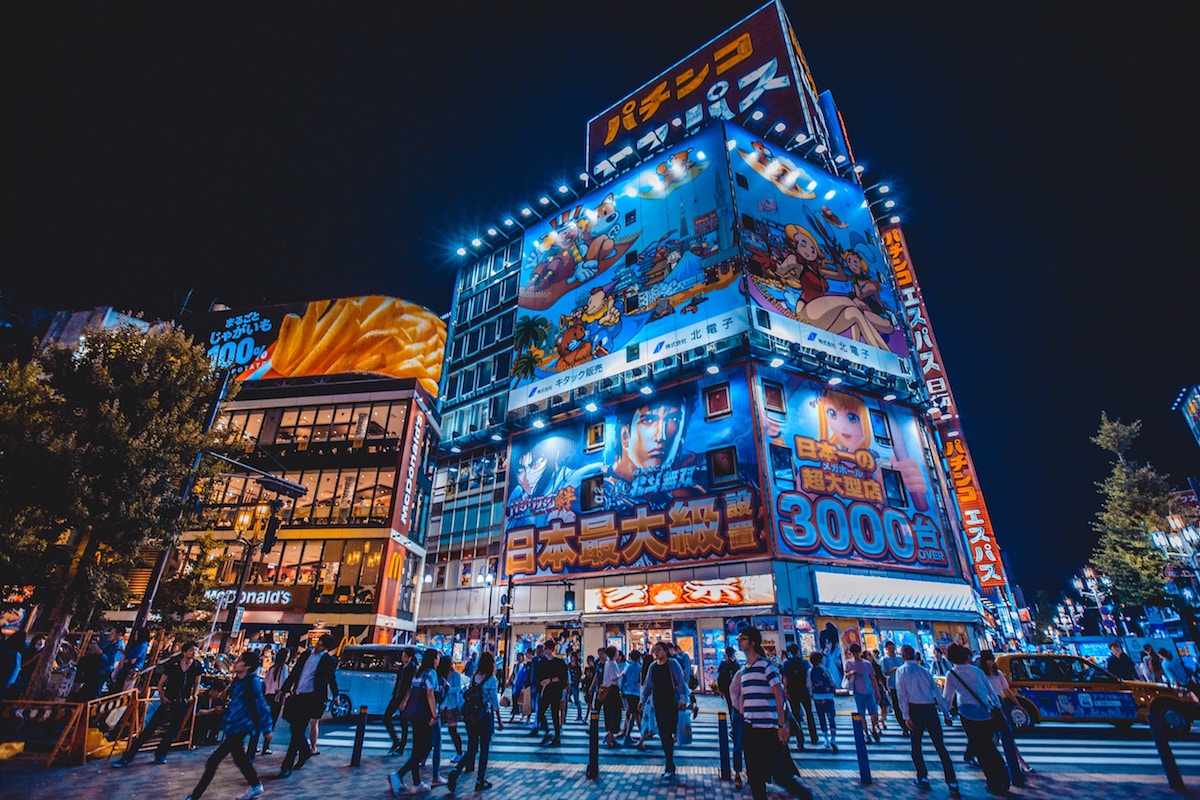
[
  {"left": 943, "top": 644, "right": 1007, "bottom": 795},
  {"left": 599, "top": 646, "right": 623, "bottom": 746},
  {"left": 896, "top": 645, "right": 957, "bottom": 794}
]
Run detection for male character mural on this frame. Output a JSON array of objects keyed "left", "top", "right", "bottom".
[{"left": 603, "top": 397, "right": 701, "bottom": 511}]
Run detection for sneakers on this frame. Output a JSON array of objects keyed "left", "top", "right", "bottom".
[
  {"left": 449, "top": 754, "right": 463, "bottom": 765},
  {"left": 914, "top": 777, "right": 931, "bottom": 788},
  {"left": 410, "top": 783, "right": 432, "bottom": 795},
  {"left": 388, "top": 772, "right": 405, "bottom": 798},
  {"left": 447, "top": 771, "right": 459, "bottom": 794},
  {"left": 431, "top": 776, "right": 447, "bottom": 787},
  {"left": 474, "top": 780, "right": 492, "bottom": 791},
  {"left": 949, "top": 782, "right": 961, "bottom": 796},
  {"left": 661, "top": 770, "right": 676, "bottom": 780},
  {"left": 152, "top": 757, "right": 167, "bottom": 765},
  {"left": 111, "top": 759, "right": 131, "bottom": 769},
  {"left": 236, "top": 786, "right": 265, "bottom": 800}
]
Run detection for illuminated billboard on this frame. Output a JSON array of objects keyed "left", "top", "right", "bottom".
[
  {"left": 586, "top": 1, "right": 824, "bottom": 182},
  {"left": 763, "top": 373, "right": 955, "bottom": 575},
  {"left": 510, "top": 124, "right": 746, "bottom": 413},
  {"left": 882, "top": 224, "right": 1006, "bottom": 588},
  {"left": 503, "top": 371, "right": 769, "bottom": 580},
  {"left": 192, "top": 295, "right": 446, "bottom": 396},
  {"left": 583, "top": 575, "right": 775, "bottom": 614},
  {"left": 1182, "top": 385, "right": 1200, "bottom": 449},
  {"left": 726, "top": 123, "right": 912, "bottom": 379}
]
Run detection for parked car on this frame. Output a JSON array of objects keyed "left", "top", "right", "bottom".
[
  {"left": 329, "top": 644, "right": 424, "bottom": 720},
  {"left": 996, "top": 653, "right": 1198, "bottom": 736}
]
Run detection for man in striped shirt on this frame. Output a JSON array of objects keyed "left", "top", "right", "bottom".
[{"left": 736, "top": 627, "right": 812, "bottom": 800}]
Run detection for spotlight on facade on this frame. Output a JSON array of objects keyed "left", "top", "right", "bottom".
[
  {"left": 521, "top": 208, "right": 533, "bottom": 216},
  {"left": 773, "top": 122, "right": 786, "bottom": 132},
  {"left": 532, "top": 419, "right": 546, "bottom": 429},
  {"left": 640, "top": 385, "right": 653, "bottom": 395},
  {"left": 853, "top": 164, "right": 865, "bottom": 174},
  {"left": 450, "top": 444, "right": 462, "bottom": 454},
  {"left": 456, "top": 248, "right": 467, "bottom": 256},
  {"left": 706, "top": 364, "right": 720, "bottom": 375},
  {"left": 487, "top": 228, "right": 498, "bottom": 236},
  {"left": 883, "top": 393, "right": 897, "bottom": 402},
  {"left": 558, "top": 185, "right": 569, "bottom": 194},
  {"left": 585, "top": 401, "right": 598, "bottom": 412},
  {"left": 769, "top": 357, "right": 784, "bottom": 368},
  {"left": 490, "top": 432, "right": 503, "bottom": 442},
  {"left": 889, "top": 215, "right": 900, "bottom": 224},
  {"left": 504, "top": 219, "right": 514, "bottom": 227},
  {"left": 539, "top": 197, "right": 551, "bottom": 205},
  {"left": 471, "top": 238, "right": 482, "bottom": 247},
  {"left": 827, "top": 376, "right": 843, "bottom": 386},
  {"left": 814, "top": 144, "right": 827, "bottom": 154}
]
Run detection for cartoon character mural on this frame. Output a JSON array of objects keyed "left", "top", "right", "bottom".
[
  {"left": 510, "top": 125, "right": 745, "bottom": 410},
  {"left": 765, "top": 375, "right": 953, "bottom": 575},
  {"left": 729, "top": 123, "right": 909, "bottom": 361},
  {"left": 503, "top": 372, "right": 768, "bottom": 579}
]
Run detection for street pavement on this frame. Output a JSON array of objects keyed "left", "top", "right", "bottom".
[{"left": 2, "top": 695, "right": 1197, "bottom": 799}]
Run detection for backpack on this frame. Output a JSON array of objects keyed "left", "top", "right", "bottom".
[
  {"left": 461, "top": 676, "right": 486, "bottom": 725},
  {"left": 809, "top": 665, "right": 834, "bottom": 695},
  {"left": 783, "top": 655, "right": 807, "bottom": 690}
]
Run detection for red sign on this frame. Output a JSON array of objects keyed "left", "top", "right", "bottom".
[
  {"left": 881, "top": 224, "right": 1007, "bottom": 588},
  {"left": 586, "top": 2, "right": 823, "bottom": 181}
]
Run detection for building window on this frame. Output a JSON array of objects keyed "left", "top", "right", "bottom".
[
  {"left": 762, "top": 380, "right": 785, "bottom": 414},
  {"left": 435, "top": 564, "right": 447, "bottom": 589},
  {"left": 869, "top": 409, "right": 892, "bottom": 446},
  {"left": 585, "top": 421, "right": 605, "bottom": 453},
  {"left": 626, "top": 343, "right": 639, "bottom": 362},
  {"left": 769, "top": 444, "right": 794, "bottom": 485},
  {"left": 754, "top": 308, "right": 771, "bottom": 329},
  {"left": 735, "top": 173, "right": 749, "bottom": 190},
  {"left": 460, "top": 561, "right": 473, "bottom": 587},
  {"left": 703, "top": 384, "right": 731, "bottom": 419},
  {"left": 707, "top": 445, "right": 738, "bottom": 486},
  {"left": 580, "top": 475, "right": 605, "bottom": 512},
  {"left": 881, "top": 468, "right": 909, "bottom": 506}
]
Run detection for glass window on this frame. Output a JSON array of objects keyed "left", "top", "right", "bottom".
[
  {"left": 476, "top": 360, "right": 492, "bottom": 388},
  {"left": 467, "top": 328, "right": 481, "bottom": 355},
  {"left": 498, "top": 311, "right": 514, "bottom": 339},
  {"left": 501, "top": 274, "right": 518, "bottom": 301},
  {"left": 375, "top": 469, "right": 395, "bottom": 520},
  {"left": 444, "top": 372, "right": 458, "bottom": 398},
  {"left": 505, "top": 241, "right": 521, "bottom": 267},
  {"left": 319, "top": 539, "right": 343, "bottom": 588},
  {"left": 340, "top": 539, "right": 365, "bottom": 587},
  {"left": 870, "top": 409, "right": 892, "bottom": 446},
  {"left": 881, "top": 468, "right": 909, "bottom": 506},
  {"left": 329, "top": 406, "right": 354, "bottom": 441},
  {"left": 313, "top": 471, "right": 338, "bottom": 521},
  {"left": 312, "top": 407, "right": 334, "bottom": 442},
  {"left": 493, "top": 351, "right": 510, "bottom": 381},
  {"left": 243, "top": 411, "right": 265, "bottom": 445},
  {"left": 280, "top": 409, "right": 299, "bottom": 429},
  {"left": 296, "top": 541, "right": 321, "bottom": 585},
  {"left": 385, "top": 403, "right": 407, "bottom": 438},
  {"left": 334, "top": 469, "right": 358, "bottom": 523},
  {"left": 451, "top": 338, "right": 463, "bottom": 361},
  {"left": 357, "top": 541, "right": 383, "bottom": 602},
  {"left": 276, "top": 541, "right": 303, "bottom": 585}
]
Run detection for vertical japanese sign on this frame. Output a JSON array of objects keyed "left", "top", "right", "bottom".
[
  {"left": 881, "top": 224, "right": 1006, "bottom": 588},
  {"left": 586, "top": 1, "right": 823, "bottom": 183}
]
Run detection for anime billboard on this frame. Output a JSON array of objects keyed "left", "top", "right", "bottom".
[
  {"left": 764, "top": 374, "right": 954, "bottom": 575},
  {"left": 503, "top": 372, "right": 769, "bottom": 580},
  {"left": 1182, "top": 385, "right": 1200, "bottom": 449},
  {"left": 510, "top": 125, "right": 747, "bottom": 413},
  {"left": 726, "top": 124, "right": 911, "bottom": 378},
  {"left": 586, "top": 1, "right": 825, "bottom": 182}
]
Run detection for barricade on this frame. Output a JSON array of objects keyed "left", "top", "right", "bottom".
[
  {"left": 0, "top": 688, "right": 139, "bottom": 767},
  {"left": 850, "top": 712, "right": 872, "bottom": 785},
  {"left": 350, "top": 705, "right": 368, "bottom": 767},
  {"left": 1148, "top": 709, "right": 1185, "bottom": 791},
  {"left": 129, "top": 694, "right": 197, "bottom": 757}
]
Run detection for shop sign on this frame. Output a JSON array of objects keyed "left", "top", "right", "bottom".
[
  {"left": 204, "top": 584, "right": 311, "bottom": 611},
  {"left": 583, "top": 575, "right": 774, "bottom": 614}
]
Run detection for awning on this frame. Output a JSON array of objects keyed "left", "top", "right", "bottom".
[{"left": 814, "top": 572, "right": 982, "bottom": 620}]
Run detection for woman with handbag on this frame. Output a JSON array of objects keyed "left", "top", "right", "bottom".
[
  {"left": 447, "top": 651, "right": 503, "bottom": 793},
  {"left": 943, "top": 644, "right": 1008, "bottom": 795},
  {"left": 979, "top": 651, "right": 1032, "bottom": 773},
  {"left": 388, "top": 648, "right": 440, "bottom": 796},
  {"left": 638, "top": 641, "right": 688, "bottom": 780}
]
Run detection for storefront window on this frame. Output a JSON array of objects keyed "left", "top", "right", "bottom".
[
  {"left": 375, "top": 469, "right": 395, "bottom": 521},
  {"left": 277, "top": 541, "right": 303, "bottom": 585},
  {"left": 357, "top": 540, "right": 383, "bottom": 603},
  {"left": 316, "top": 539, "right": 343, "bottom": 603},
  {"left": 330, "top": 406, "right": 353, "bottom": 441},
  {"left": 384, "top": 403, "right": 406, "bottom": 438},
  {"left": 294, "top": 407, "right": 316, "bottom": 446},
  {"left": 243, "top": 411, "right": 265, "bottom": 445},
  {"left": 296, "top": 541, "right": 321, "bottom": 585},
  {"left": 312, "top": 407, "right": 334, "bottom": 442},
  {"left": 313, "top": 471, "right": 337, "bottom": 521}
]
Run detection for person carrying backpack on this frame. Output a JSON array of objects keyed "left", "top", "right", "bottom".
[
  {"left": 447, "top": 651, "right": 503, "bottom": 794},
  {"left": 806, "top": 651, "right": 837, "bottom": 752},
  {"left": 783, "top": 644, "right": 817, "bottom": 749}
]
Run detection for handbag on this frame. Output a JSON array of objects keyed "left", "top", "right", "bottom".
[
  {"left": 597, "top": 684, "right": 613, "bottom": 703},
  {"left": 400, "top": 676, "right": 433, "bottom": 724},
  {"left": 948, "top": 668, "right": 1007, "bottom": 729},
  {"left": 677, "top": 712, "right": 693, "bottom": 746}
]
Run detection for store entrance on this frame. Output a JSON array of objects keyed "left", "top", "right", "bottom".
[{"left": 628, "top": 625, "right": 673, "bottom": 655}]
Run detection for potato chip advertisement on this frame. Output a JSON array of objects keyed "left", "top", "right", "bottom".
[
  {"left": 726, "top": 122, "right": 911, "bottom": 379},
  {"left": 764, "top": 375, "right": 954, "bottom": 574},
  {"left": 503, "top": 372, "right": 769, "bottom": 580},
  {"left": 509, "top": 124, "right": 746, "bottom": 413},
  {"left": 191, "top": 295, "right": 446, "bottom": 395}
]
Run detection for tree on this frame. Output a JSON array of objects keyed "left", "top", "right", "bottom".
[
  {"left": 152, "top": 533, "right": 219, "bottom": 636},
  {"left": 1088, "top": 412, "right": 1172, "bottom": 615},
  {"left": 0, "top": 323, "right": 223, "bottom": 698}
]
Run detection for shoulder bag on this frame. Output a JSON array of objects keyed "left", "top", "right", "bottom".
[{"left": 948, "top": 668, "right": 1007, "bottom": 730}]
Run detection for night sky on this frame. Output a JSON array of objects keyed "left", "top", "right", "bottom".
[{"left": 7, "top": 2, "right": 1196, "bottom": 596}]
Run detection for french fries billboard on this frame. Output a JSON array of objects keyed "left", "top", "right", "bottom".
[{"left": 191, "top": 296, "right": 446, "bottom": 395}]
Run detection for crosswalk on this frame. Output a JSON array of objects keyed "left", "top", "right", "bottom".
[{"left": 317, "top": 712, "right": 1200, "bottom": 776}]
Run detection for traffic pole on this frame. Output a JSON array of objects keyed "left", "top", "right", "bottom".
[
  {"left": 718, "top": 711, "right": 731, "bottom": 781},
  {"left": 850, "top": 712, "right": 872, "bottom": 785},
  {"left": 349, "top": 705, "right": 368, "bottom": 767},
  {"left": 586, "top": 710, "right": 600, "bottom": 780},
  {"left": 1148, "top": 710, "right": 1185, "bottom": 791}
]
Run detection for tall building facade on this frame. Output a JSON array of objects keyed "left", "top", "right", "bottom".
[{"left": 418, "top": 1, "right": 1012, "bottom": 683}]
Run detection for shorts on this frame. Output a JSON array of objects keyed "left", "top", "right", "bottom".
[
  {"left": 623, "top": 694, "right": 639, "bottom": 713},
  {"left": 853, "top": 691, "right": 879, "bottom": 716}
]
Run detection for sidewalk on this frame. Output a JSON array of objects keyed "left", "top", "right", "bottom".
[{"left": 2, "top": 741, "right": 1194, "bottom": 800}]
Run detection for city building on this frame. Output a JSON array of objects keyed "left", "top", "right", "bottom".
[
  {"left": 116, "top": 295, "right": 445, "bottom": 651},
  {"left": 417, "top": 1, "right": 1014, "bottom": 683}
]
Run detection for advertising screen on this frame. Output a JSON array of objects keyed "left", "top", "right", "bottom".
[
  {"left": 1183, "top": 385, "right": 1200, "bottom": 449},
  {"left": 510, "top": 125, "right": 745, "bottom": 413},
  {"left": 764, "top": 374, "right": 954, "bottom": 575},
  {"left": 726, "top": 123, "right": 912, "bottom": 378},
  {"left": 583, "top": 575, "right": 775, "bottom": 614},
  {"left": 503, "top": 371, "right": 769, "bottom": 580},
  {"left": 190, "top": 295, "right": 446, "bottom": 395},
  {"left": 586, "top": 2, "right": 823, "bottom": 182}
]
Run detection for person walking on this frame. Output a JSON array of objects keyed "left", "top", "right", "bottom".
[
  {"left": 1141, "top": 645, "right": 1165, "bottom": 684},
  {"left": 864, "top": 650, "right": 889, "bottom": 733},
  {"left": 446, "top": 651, "right": 503, "bottom": 794},
  {"left": 638, "top": 641, "right": 688, "bottom": 781},
  {"left": 717, "top": 647, "right": 739, "bottom": 713},
  {"left": 806, "top": 651, "right": 837, "bottom": 752},
  {"left": 880, "top": 641, "right": 907, "bottom": 736},
  {"left": 619, "top": 650, "right": 643, "bottom": 744},
  {"left": 979, "top": 650, "right": 1031, "bottom": 774},
  {"left": 567, "top": 651, "right": 584, "bottom": 722},
  {"left": 896, "top": 644, "right": 958, "bottom": 794},
  {"left": 782, "top": 643, "right": 817, "bottom": 748},
  {"left": 385, "top": 647, "right": 417, "bottom": 755},
  {"left": 388, "top": 648, "right": 440, "bottom": 795},
  {"left": 599, "top": 646, "right": 623, "bottom": 746},
  {"left": 844, "top": 644, "right": 882, "bottom": 742},
  {"left": 536, "top": 639, "right": 567, "bottom": 746},
  {"left": 1106, "top": 642, "right": 1137, "bottom": 680},
  {"left": 944, "top": 643, "right": 1008, "bottom": 795},
  {"left": 277, "top": 634, "right": 339, "bottom": 779},
  {"left": 112, "top": 641, "right": 202, "bottom": 767},
  {"left": 728, "top": 666, "right": 746, "bottom": 788},
  {"left": 929, "top": 646, "right": 951, "bottom": 678},
  {"left": 736, "top": 626, "right": 812, "bottom": 800},
  {"left": 439, "top": 655, "right": 465, "bottom": 766},
  {"left": 181, "top": 649, "right": 270, "bottom": 800},
  {"left": 1160, "top": 647, "right": 1192, "bottom": 688},
  {"left": 256, "top": 648, "right": 290, "bottom": 756}
]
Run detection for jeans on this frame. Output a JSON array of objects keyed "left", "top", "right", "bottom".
[
  {"left": 742, "top": 724, "right": 812, "bottom": 800},
  {"left": 907, "top": 703, "right": 955, "bottom": 783},
  {"left": 453, "top": 716, "right": 493, "bottom": 783},
  {"left": 430, "top": 719, "right": 442, "bottom": 778},
  {"left": 655, "top": 704, "right": 679, "bottom": 772},
  {"left": 731, "top": 708, "right": 744, "bottom": 772},
  {"left": 788, "top": 692, "right": 818, "bottom": 745},
  {"left": 569, "top": 684, "right": 582, "bottom": 718},
  {"left": 394, "top": 719, "right": 433, "bottom": 786},
  {"left": 539, "top": 689, "right": 563, "bottom": 739},
  {"left": 813, "top": 698, "right": 836, "bottom": 745},
  {"left": 189, "top": 733, "right": 259, "bottom": 799}
]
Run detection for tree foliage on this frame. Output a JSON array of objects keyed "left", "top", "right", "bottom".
[
  {"left": 0, "top": 323, "right": 224, "bottom": 697},
  {"left": 153, "top": 533, "right": 219, "bottom": 635},
  {"left": 1088, "top": 413, "right": 1171, "bottom": 612}
]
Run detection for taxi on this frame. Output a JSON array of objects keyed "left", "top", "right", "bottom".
[{"left": 996, "top": 653, "right": 1197, "bottom": 736}]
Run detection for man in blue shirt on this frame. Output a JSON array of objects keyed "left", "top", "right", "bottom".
[{"left": 880, "top": 641, "right": 908, "bottom": 736}]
